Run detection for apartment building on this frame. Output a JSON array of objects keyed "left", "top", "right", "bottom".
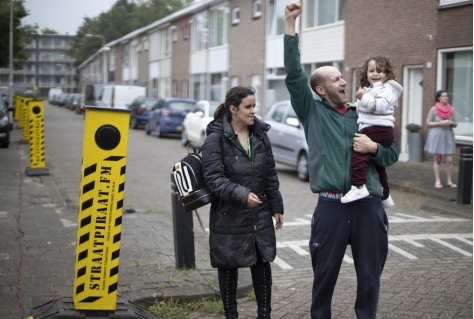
[
  {"left": 78, "top": 0, "right": 472, "bottom": 156},
  {"left": 0, "top": 34, "right": 76, "bottom": 97}
]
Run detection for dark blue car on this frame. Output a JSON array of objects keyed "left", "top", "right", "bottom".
[
  {"left": 129, "top": 97, "right": 159, "bottom": 129},
  {"left": 145, "top": 97, "right": 196, "bottom": 138}
]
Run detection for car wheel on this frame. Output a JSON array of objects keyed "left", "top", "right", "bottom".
[
  {"left": 156, "top": 123, "right": 162, "bottom": 138},
  {"left": 297, "top": 152, "right": 309, "bottom": 181},
  {"left": 181, "top": 128, "right": 188, "bottom": 146},
  {"left": 0, "top": 131, "right": 10, "bottom": 148},
  {"left": 131, "top": 117, "right": 137, "bottom": 129},
  {"left": 145, "top": 123, "right": 151, "bottom": 135}
]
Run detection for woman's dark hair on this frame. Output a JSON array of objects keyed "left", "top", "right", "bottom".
[
  {"left": 358, "top": 56, "right": 396, "bottom": 88},
  {"left": 214, "top": 86, "right": 255, "bottom": 119},
  {"left": 435, "top": 89, "right": 448, "bottom": 102}
]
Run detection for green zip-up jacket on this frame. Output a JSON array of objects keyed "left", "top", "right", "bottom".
[{"left": 284, "top": 34, "right": 399, "bottom": 196}]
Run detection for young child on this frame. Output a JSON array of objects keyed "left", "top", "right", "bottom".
[{"left": 341, "top": 56, "right": 403, "bottom": 207}]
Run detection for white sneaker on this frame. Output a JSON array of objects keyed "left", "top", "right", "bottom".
[
  {"left": 341, "top": 185, "right": 370, "bottom": 203},
  {"left": 382, "top": 195, "right": 395, "bottom": 208}
]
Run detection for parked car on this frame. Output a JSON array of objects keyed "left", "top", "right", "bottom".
[
  {"left": 56, "top": 93, "right": 69, "bottom": 107},
  {"left": 264, "top": 100, "right": 309, "bottom": 181},
  {"left": 181, "top": 100, "right": 219, "bottom": 147},
  {"left": 75, "top": 94, "right": 85, "bottom": 114},
  {"left": 83, "top": 83, "right": 105, "bottom": 110},
  {"left": 65, "top": 93, "right": 83, "bottom": 110},
  {"left": 0, "top": 94, "right": 13, "bottom": 148},
  {"left": 128, "top": 97, "right": 159, "bottom": 129},
  {"left": 99, "top": 85, "right": 146, "bottom": 109},
  {"left": 48, "top": 87, "right": 63, "bottom": 104},
  {"left": 145, "top": 98, "right": 197, "bottom": 138}
]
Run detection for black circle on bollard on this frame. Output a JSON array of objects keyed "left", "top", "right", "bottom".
[
  {"left": 32, "top": 106, "right": 41, "bottom": 114},
  {"left": 95, "top": 124, "right": 121, "bottom": 150}
]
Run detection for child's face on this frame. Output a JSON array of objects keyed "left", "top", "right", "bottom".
[{"left": 367, "top": 60, "right": 387, "bottom": 86}]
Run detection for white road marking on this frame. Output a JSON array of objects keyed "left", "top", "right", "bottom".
[
  {"left": 273, "top": 255, "right": 293, "bottom": 270},
  {"left": 0, "top": 211, "right": 7, "bottom": 218},
  {"left": 61, "top": 218, "right": 77, "bottom": 227},
  {"left": 388, "top": 243, "right": 419, "bottom": 259},
  {"left": 274, "top": 233, "right": 473, "bottom": 270}
]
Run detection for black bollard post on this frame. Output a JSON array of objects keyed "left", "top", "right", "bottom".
[
  {"left": 170, "top": 173, "right": 195, "bottom": 269},
  {"left": 457, "top": 147, "right": 473, "bottom": 205}
]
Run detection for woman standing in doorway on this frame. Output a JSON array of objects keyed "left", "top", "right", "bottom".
[
  {"left": 424, "top": 90, "right": 458, "bottom": 188},
  {"left": 201, "top": 86, "right": 284, "bottom": 319}
]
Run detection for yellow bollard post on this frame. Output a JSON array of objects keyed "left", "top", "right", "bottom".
[
  {"left": 73, "top": 107, "right": 130, "bottom": 310},
  {"left": 25, "top": 100, "right": 49, "bottom": 176},
  {"left": 13, "top": 95, "right": 19, "bottom": 121},
  {"left": 27, "top": 106, "right": 156, "bottom": 318},
  {"left": 21, "top": 97, "right": 33, "bottom": 142}
]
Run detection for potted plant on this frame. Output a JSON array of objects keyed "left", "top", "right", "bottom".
[{"left": 406, "top": 123, "right": 422, "bottom": 162}]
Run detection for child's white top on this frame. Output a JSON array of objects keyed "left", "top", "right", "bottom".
[{"left": 356, "top": 79, "right": 403, "bottom": 130}]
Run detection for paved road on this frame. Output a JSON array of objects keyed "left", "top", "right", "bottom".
[{"left": 2, "top": 103, "right": 472, "bottom": 318}]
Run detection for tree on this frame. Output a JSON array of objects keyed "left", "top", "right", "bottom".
[
  {"left": 68, "top": 0, "right": 193, "bottom": 67},
  {"left": 41, "top": 28, "right": 59, "bottom": 34},
  {"left": 0, "top": 0, "right": 38, "bottom": 68}
]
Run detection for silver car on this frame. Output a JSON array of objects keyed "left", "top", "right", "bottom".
[{"left": 264, "top": 100, "right": 309, "bottom": 181}]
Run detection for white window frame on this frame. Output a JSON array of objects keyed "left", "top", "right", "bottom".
[
  {"left": 210, "top": 4, "right": 228, "bottom": 48},
  {"left": 439, "top": 0, "right": 471, "bottom": 7},
  {"left": 437, "top": 46, "right": 473, "bottom": 144},
  {"left": 305, "top": 0, "right": 345, "bottom": 29},
  {"left": 232, "top": 7, "right": 240, "bottom": 25},
  {"left": 253, "top": 0, "right": 262, "bottom": 18},
  {"left": 183, "top": 24, "right": 190, "bottom": 39},
  {"left": 171, "top": 26, "right": 178, "bottom": 43},
  {"left": 192, "top": 11, "right": 208, "bottom": 52},
  {"left": 162, "top": 28, "right": 172, "bottom": 58}
]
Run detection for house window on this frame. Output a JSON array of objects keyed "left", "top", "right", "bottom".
[
  {"left": 306, "top": 0, "right": 345, "bottom": 28},
  {"left": 172, "top": 80, "right": 177, "bottom": 97},
  {"left": 253, "top": 0, "right": 262, "bottom": 18},
  {"left": 193, "top": 12, "right": 208, "bottom": 52},
  {"left": 438, "top": 47, "right": 473, "bottom": 143},
  {"left": 171, "top": 26, "right": 178, "bottom": 43},
  {"left": 231, "top": 76, "right": 239, "bottom": 87},
  {"left": 210, "top": 73, "right": 223, "bottom": 101},
  {"left": 210, "top": 5, "right": 228, "bottom": 48},
  {"left": 193, "top": 74, "right": 206, "bottom": 100},
  {"left": 122, "top": 43, "right": 130, "bottom": 67},
  {"left": 162, "top": 28, "right": 172, "bottom": 58},
  {"left": 182, "top": 80, "right": 188, "bottom": 98},
  {"left": 267, "top": 0, "right": 287, "bottom": 35},
  {"left": 183, "top": 25, "right": 190, "bottom": 39},
  {"left": 232, "top": 7, "right": 240, "bottom": 25}
]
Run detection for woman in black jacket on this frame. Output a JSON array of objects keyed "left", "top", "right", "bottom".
[{"left": 202, "top": 86, "right": 284, "bottom": 319}]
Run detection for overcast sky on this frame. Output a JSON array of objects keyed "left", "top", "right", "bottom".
[{"left": 22, "top": 0, "right": 118, "bottom": 35}]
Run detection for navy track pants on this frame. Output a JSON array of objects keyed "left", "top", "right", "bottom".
[{"left": 309, "top": 196, "right": 389, "bottom": 319}]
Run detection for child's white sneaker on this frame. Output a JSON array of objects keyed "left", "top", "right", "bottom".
[
  {"left": 341, "top": 185, "right": 369, "bottom": 203},
  {"left": 382, "top": 195, "right": 395, "bottom": 208}
]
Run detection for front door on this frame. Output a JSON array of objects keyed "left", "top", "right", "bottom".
[{"left": 400, "top": 66, "right": 423, "bottom": 161}]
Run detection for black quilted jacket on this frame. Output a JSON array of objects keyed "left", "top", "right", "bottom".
[{"left": 202, "top": 115, "right": 284, "bottom": 269}]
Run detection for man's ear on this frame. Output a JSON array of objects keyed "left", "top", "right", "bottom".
[{"left": 316, "top": 86, "right": 325, "bottom": 96}]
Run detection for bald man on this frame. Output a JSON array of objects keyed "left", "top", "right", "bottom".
[{"left": 283, "top": 2, "right": 399, "bottom": 319}]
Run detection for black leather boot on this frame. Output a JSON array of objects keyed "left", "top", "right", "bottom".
[
  {"left": 251, "top": 263, "right": 272, "bottom": 319},
  {"left": 218, "top": 268, "right": 239, "bottom": 319}
]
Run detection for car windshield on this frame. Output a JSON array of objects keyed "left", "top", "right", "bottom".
[
  {"left": 143, "top": 99, "right": 159, "bottom": 108},
  {"left": 168, "top": 101, "right": 194, "bottom": 111},
  {"left": 209, "top": 102, "right": 220, "bottom": 116}
]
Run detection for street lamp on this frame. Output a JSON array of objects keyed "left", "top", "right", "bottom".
[{"left": 85, "top": 34, "right": 109, "bottom": 83}]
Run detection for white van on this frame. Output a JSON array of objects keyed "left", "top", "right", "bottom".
[
  {"left": 99, "top": 85, "right": 146, "bottom": 109},
  {"left": 48, "top": 87, "right": 63, "bottom": 102}
]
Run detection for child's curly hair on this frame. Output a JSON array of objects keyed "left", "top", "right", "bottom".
[{"left": 358, "top": 56, "right": 396, "bottom": 88}]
